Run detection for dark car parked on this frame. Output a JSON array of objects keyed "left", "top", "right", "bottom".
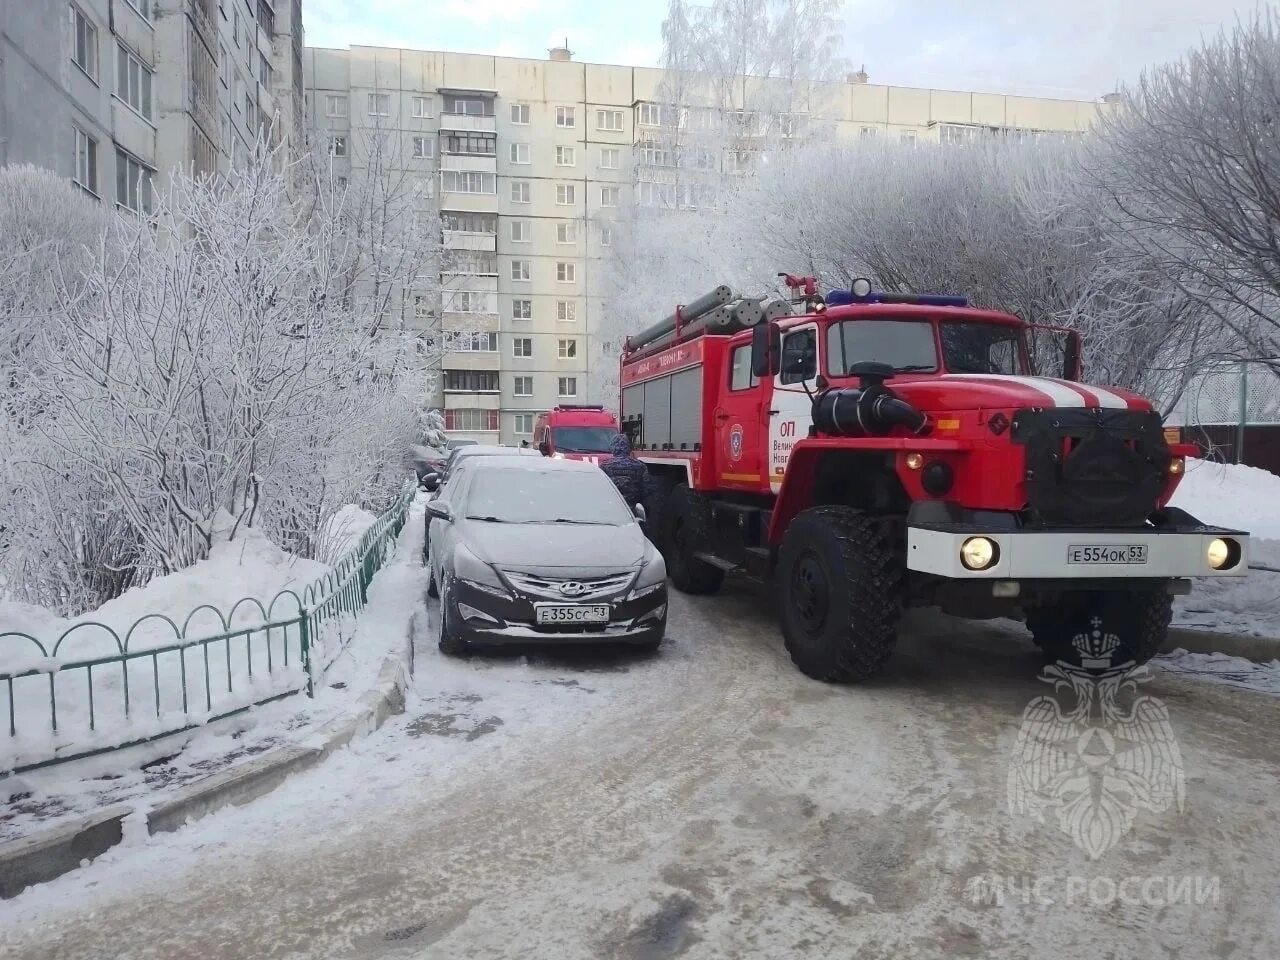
[{"left": 425, "top": 456, "right": 668, "bottom": 655}]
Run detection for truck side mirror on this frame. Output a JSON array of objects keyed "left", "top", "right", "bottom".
[
  {"left": 751, "top": 321, "right": 781, "bottom": 378},
  {"left": 1062, "top": 331, "right": 1082, "bottom": 381}
]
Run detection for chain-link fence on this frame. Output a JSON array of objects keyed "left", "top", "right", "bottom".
[{"left": 1165, "top": 360, "right": 1280, "bottom": 465}]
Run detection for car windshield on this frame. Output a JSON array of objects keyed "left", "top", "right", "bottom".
[
  {"left": 463, "top": 467, "right": 633, "bottom": 525},
  {"left": 826, "top": 319, "right": 1028, "bottom": 375},
  {"left": 551, "top": 426, "right": 617, "bottom": 453}
]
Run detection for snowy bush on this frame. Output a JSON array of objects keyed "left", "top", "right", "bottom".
[{"left": 0, "top": 145, "right": 443, "bottom": 614}]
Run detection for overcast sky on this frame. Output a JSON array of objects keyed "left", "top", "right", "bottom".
[{"left": 304, "top": 0, "right": 1257, "bottom": 99}]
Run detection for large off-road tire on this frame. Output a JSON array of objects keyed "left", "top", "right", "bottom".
[
  {"left": 777, "top": 506, "right": 903, "bottom": 682},
  {"left": 437, "top": 584, "right": 469, "bottom": 656},
  {"left": 663, "top": 484, "right": 725, "bottom": 595},
  {"left": 1026, "top": 588, "right": 1172, "bottom": 668},
  {"left": 644, "top": 476, "right": 678, "bottom": 551}
]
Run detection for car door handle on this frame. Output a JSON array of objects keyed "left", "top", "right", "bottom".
[
  {"left": 767, "top": 409, "right": 779, "bottom": 415},
  {"left": 715, "top": 412, "right": 730, "bottom": 421}
]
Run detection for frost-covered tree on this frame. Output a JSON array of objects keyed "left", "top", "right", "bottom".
[{"left": 1094, "top": 7, "right": 1280, "bottom": 364}]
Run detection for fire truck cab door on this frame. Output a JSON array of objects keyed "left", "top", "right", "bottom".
[
  {"left": 716, "top": 340, "right": 768, "bottom": 490},
  {"left": 769, "top": 323, "right": 819, "bottom": 493}
]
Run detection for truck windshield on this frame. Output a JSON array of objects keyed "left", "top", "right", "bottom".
[
  {"left": 826, "top": 319, "right": 1028, "bottom": 376},
  {"left": 552, "top": 426, "right": 617, "bottom": 453}
]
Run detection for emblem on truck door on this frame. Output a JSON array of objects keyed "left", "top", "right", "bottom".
[{"left": 728, "top": 424, "right": 744, "bottom": 461}]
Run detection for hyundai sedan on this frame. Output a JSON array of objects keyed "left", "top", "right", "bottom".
[{"left": 426, "top": 456, "right": 668, "bottom": 654}]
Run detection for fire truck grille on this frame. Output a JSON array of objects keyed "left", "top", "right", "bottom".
[{"left": 1011, "top": 408, "right": 1172, "bottom": 528}]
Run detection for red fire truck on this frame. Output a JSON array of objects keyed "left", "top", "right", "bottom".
[
  {"left": 533, "top": 404, "right": 621, "bottom": 463},
  {"left": 619, "top": 278, "right": 1250, "bottom": 681}
]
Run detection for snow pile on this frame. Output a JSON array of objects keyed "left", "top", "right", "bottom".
[
  {"left": 0, "top": 513, "right": 370, "bottom": 773},
  {"left": 1157, "top": 650, "right": 1280, "bottom": 697},
  {"left": 318, "top": 505, "right": 378, "bottom": 562},
  {"left": 1169, "top": 459, "right": 1280, "bottom": 638}
]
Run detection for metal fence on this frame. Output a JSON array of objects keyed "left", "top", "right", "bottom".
[
  {"left": 1166, "top": 359, "right": 1280, "bottom": 463},
  {"left": 0, "top": 485, "right": 414, "bottom": 776}
]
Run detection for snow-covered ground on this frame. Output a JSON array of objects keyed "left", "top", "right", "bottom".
[
  {"left": 0, "top": 505, "right": 382, "bottom": 774},
  {"left": 1168, "top": 458, "right": 1280, "bottom": 638},
  {"left": 1, "top": 500, "right": 424, "bottom": 842}
]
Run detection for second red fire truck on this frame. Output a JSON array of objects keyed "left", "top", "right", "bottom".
[{"left": 619, "top": 278, "right": 1250, "bottom": 681}]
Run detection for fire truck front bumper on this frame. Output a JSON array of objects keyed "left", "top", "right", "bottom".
[{"left": 905, "top": 504, "right": 1249, "bottom": 582}]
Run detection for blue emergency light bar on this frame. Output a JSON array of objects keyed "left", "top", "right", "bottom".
[{"left": 826, "top": 280, "right": 968, "bottom": 308}]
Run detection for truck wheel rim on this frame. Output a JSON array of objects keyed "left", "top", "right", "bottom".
[{"left": 792, "top": 552, "right": 829, "bottom": 633}]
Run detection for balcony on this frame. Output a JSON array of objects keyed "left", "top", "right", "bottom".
[
  {"left": 440, "top": 153, "right": 497, "bottom": 174},
  {"left": 188, "top": 0, "right": 217, "bottom": 50},
  {"left": 442, "top": 230, "right": 497, "bottom": 252},
  {"left": 438, "top": 114, "right": 497, "bottom": 134}
]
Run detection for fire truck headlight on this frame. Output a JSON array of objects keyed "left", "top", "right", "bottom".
[
  {"left": 1206, "top": 537, "right": 1241, "bottom": 570},
  {"left": 960, "top": 537, "right": 999, "bottom": 571},
  {"left": 905, "top": 452, "right": 924, "bottom": 470},
  {"left": 921, "top": 461, "right": 954, "bottom": 496},
  {"left": 1169, "top": 457, "right": 1185, "bottom": 475}
]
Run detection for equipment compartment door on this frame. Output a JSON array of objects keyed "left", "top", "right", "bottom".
[
  {"left": 769, "top": 324, "right": 819, "bottom": 493},
  {"left": 716, "top": 341, "right": 767, "bottom": 490}
]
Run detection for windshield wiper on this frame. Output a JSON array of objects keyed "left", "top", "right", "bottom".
[
  {"left": 891, "top": 364, "right": 935, "bottom": 373},
  {"left": 465, "top": 515, "right": 507, "bottom": 523},
  {"left": 511, "top": 518, "right": 611, "bottom": 525}
]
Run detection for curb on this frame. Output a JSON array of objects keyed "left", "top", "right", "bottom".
[
  {"left": 1162, "top": 626, "right": 1280, "bottom": 664},
  {"left": 0, "top": 619, "right": 414, "bottom": 899}
]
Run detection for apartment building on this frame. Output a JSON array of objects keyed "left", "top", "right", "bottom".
[
  {"left": 304, "top": 45, "right": 1109, "bottom": 445},
  {"left": 0, "top": 0, "right": 302, "bottom": 211}
]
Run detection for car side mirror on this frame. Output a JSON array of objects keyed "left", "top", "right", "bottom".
[
  {"left": 425, "top": 501, "right": 452, "bottom": 522},
  {"left": 538, "top": 441, "right": 551, "bottom": 457},
  {"left": 633, "top": 503, "right": 647, "bottom": 523},
  {"left": 1062, "top": 330, "right": 1082, "bottom": 381},
  {"left": 751, "top": 321, "right": 781, "bottom": 378},
  {"left": 419, "top": 472, "right": 440, "bottom": 492}
]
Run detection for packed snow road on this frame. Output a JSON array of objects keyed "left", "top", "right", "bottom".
[{"left": 4, "top": 579, "right": 1280, "bottom": 958}]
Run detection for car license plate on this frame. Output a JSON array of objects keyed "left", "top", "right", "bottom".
[
  {"left": 535, "top": 604, "right": 610, "bottom": 624},
  {"left": 1067, "top": 544, "right": 1148, "bottom": 565}
]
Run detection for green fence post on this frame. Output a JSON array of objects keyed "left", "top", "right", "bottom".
[{"left": 298, "top": 609, "right": 314, "bottom": 697}]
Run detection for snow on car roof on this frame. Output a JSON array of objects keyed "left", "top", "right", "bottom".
[{"left": 466, "top": 454, "right": 599, "bottom": 472}]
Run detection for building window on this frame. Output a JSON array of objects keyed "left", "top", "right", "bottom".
[
  {"left": 557, "top": 300, "right": 576, "bottom": 322},
  {"left": 259, "top": 53, "right": 271, "bottom": 88},
  {"left": 638, "top": 102, "right": 661, "bottom": 126},
  {"left": 900, "top": 130, "right": 918, "bottom": 144},
  {"left": 513, "top": 375, "right": 533, "bottom": 397},
  {"left": 510, "top": 219, "right": 529, "bottom": 242},
  {"left": 513, "top": 337, "right": 533, "bottom": 358},
  {"left": 599, "top": 224, "right": 613, "bottom": 246},
  {"left": 70, "top": 6, "right": 98, "bottom": 80},
  {"left": 444, "top": 96, "right": 492, "bottom": 116},
  {"left": 325, "top": 94, "right": 347, "bottom": 116},
  {"left": 596, "top": 109, "right": 623, "bottom": 131},
  {"left": 555, "top": 106, "right": 575, "bottom": 128},
  {"left": 245, "top": 93, "right": 256, "bottom": 129},
  {"left": 115, "top": 149, "right": 153, "bottom": 213},
  {"left": 511, "top": 260, "right": 531, "bottom": 282},
  {"left": 510, "top": 103, "right": 530, "bottom": 124},
  {"left": 556, "top": 262, "right": 576, "bottom": 283},
  {"left": 368, "top": 92, "right": 390, "bottom": 116},
  {"left": 115, "top": 43, "right": 153, "bottom": 120},
  {"left": 451, "top": 331, "right": 499, "bottom": 352},
  {"left": 599, "top": 147, "right": 620, "bottom": 170},
  {"left": 510, "top": 180, "right": 530, "bottom": 203},
  {"left": 441, "top": 211, "right": 497, "bottom": 233},
  {"left": 513, "top": 413, "right": 534, "bottom": 434},
  {"left": 444, "top": 251, "right": 498, "bottom": 275},
  {"left": 557, "top": 338, "right": 578, "bottom": 359},
  {"left": 412, "top": 96, "right": 433, "bottom": 118},
  {"left": 639, "top": 144, "right": 674, "bottom": 167},
  {"left": 413, "top": 295, "right": 434, "bottom": 320},
  {"left": 443, "top": 370, "right": 500, "bottom": 393},
  {"left": 412, "top": 136, "right": 433, "bottom": 159},
  {"left": 123, "top": 0, "right": 151, "bottom": 19},
  {"left": 444, "top": 409, "right": 500, "bottom": 431},
  {"left": 448, "top": 290, "right": 493, "bottom": 313},
  {"left": 444, "top": 133, "right": 496, "bottom": 155},
  {"left": 556, "top": 222, "right": 577, "bottom": 244},
  {"left": 233, "top": 8, "right": 242, "bottom": 46},
  {"left": 600, "top": 186, "right": 619, "bottom": 207},
  {"left": 441, "top": 170, "right": 496, "bottom": 194},
  {"left": 329, "top": 135, "right": 346, "bottom": 157},
  {"left": 512, "top": 298, "right": 532, "bottom": 320},
  {"left": 557, "top": 376, "right": 578, "bottom": 397},
  {"left": 556, "top": 184, "right": 575, "bottom": 205},
  {"left": 509, "top": 142, "right": 530, "bottom": 164},
  {"left": 72, "top": 126, "right": 97, "bottom": 194},
  {"left": 555, "top": 145, "right": 575, "bottom": 167},
  {"left": 859, "top": 125, "right": 879, "bottom": 139}
]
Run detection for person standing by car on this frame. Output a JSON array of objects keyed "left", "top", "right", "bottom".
[{"left": 600, "top": 434, "right": 657, "bottom": 510}]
